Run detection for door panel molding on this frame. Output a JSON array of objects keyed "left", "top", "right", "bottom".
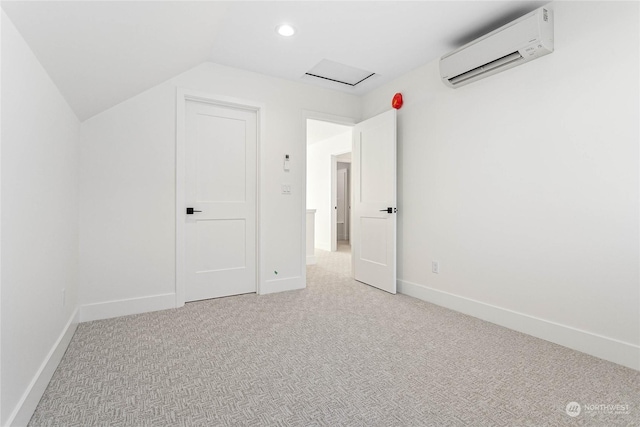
[{"left": 176, "top": 88, "right": 265, "bottom": 307}]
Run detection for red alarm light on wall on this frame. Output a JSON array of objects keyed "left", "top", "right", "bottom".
[{"left": 391, "top": 93, "right": 403, "bottom": 109}]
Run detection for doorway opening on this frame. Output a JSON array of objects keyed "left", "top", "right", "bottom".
[
  {"left": 305, "top": 118, "right": 353, "bottom": 270},
  {"left": 304, "top": 110, "right": 397, "bottom": 293}
]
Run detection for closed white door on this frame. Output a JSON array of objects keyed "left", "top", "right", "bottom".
[
  {"left": 185, "top": 100, "right": 257, "bottom": 302},
  {"left": 352, "top": 109, "right": 397, "bottom": 294}
]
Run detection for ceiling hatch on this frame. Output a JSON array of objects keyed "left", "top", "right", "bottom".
[{"left": 305, "top": 59, "right": 375, "bottom": 87}]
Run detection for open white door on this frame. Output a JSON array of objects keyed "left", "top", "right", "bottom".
[{"left": 352, "top": 109, "right": 397, "bottom": 294}]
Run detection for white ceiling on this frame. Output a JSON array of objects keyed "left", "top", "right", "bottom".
[{"left": 1, "top": 1, "right": 545, "bottom": 121}]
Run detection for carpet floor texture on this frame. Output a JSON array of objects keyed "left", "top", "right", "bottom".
[{"left": 29, "top": 246, "right": 639, "bottom": 426}]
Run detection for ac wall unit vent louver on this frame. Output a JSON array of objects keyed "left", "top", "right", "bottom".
[{"left": 440, "top": 6, "right": 554, "bottom": 88}]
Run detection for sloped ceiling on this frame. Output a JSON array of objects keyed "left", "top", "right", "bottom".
[{"left": 1, "top": 1, "right": 545, "bottom": 121}]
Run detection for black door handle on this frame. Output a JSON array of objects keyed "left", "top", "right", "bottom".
[
  {"left": 186, "top": 207, "right": 202, "bottom": 214},
  {"left": 379, "top": 207, "right": 397, "bottom": 214}
]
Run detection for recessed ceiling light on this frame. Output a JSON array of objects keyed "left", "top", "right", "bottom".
[{"left": 276, "top": 24, "right": 296, "bottom": 37}]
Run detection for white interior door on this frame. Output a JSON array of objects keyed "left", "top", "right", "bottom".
[
  {"left": 331, "top": 156, "right": 337, "bottom": 252},
  {"left": 185, "top": 100, "right": 257, "bottom": 301},
  {"left": 337, "top": 167, "right": 348, "bottom": 241},
  {"left": 352, "top": 109, "right": 397, "bottom": 294}
]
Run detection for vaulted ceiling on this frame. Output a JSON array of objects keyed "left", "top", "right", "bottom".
[{"left": 2, "top": 1, "right": 545, "bottom": 121}]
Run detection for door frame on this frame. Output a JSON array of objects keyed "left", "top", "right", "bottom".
[{"left": 176, "top": 88, "right": 265, "bottom": 307}]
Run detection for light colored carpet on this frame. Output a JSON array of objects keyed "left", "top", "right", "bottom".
[{"left": 29, "top": 247, "right": 639, "bottom": 426}]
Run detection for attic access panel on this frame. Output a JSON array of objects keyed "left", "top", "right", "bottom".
[{"left": 305, "top": 59, "right": 375, "bottom": 86}]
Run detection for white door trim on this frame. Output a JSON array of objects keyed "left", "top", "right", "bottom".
[{"left": 176, "top": 88, "right": 265, "bottom": 307}]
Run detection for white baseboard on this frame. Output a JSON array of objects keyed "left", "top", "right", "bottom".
[
  {"left": 306, "top": 255, "right": 317, "bottom": 265},
  {"left": 398, "top": 279, "right": 640, "bottom": 371},
  {"left": 260, "top": 276, "right": 305, "bottom": 295},
  {"left": 79, "top": 293, "right": 176, "bottom": 323},
  {"left": 7, "top": 308, "right": 79, "bottom": 427}
]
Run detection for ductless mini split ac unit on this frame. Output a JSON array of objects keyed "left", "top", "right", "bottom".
[{"left": 440, "top": 6, "right": 554, "bottom": 88}]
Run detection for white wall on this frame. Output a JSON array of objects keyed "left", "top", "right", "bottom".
[
  {"left": 361, "top": 1, "right": 639, "bottom": 369},
  {"left": 306, "top": 131, "right": 352, "bottom": 251},
  {"left": 1, "top": 11, "right": 80, "bottom": 425},
  {"left": 78, "top": 62, "right": 361, "bottom": 318}
]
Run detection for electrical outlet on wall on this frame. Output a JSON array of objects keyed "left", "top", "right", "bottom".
[{"left": 432, "top": 261, "right": 440, "bottom": 274}]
